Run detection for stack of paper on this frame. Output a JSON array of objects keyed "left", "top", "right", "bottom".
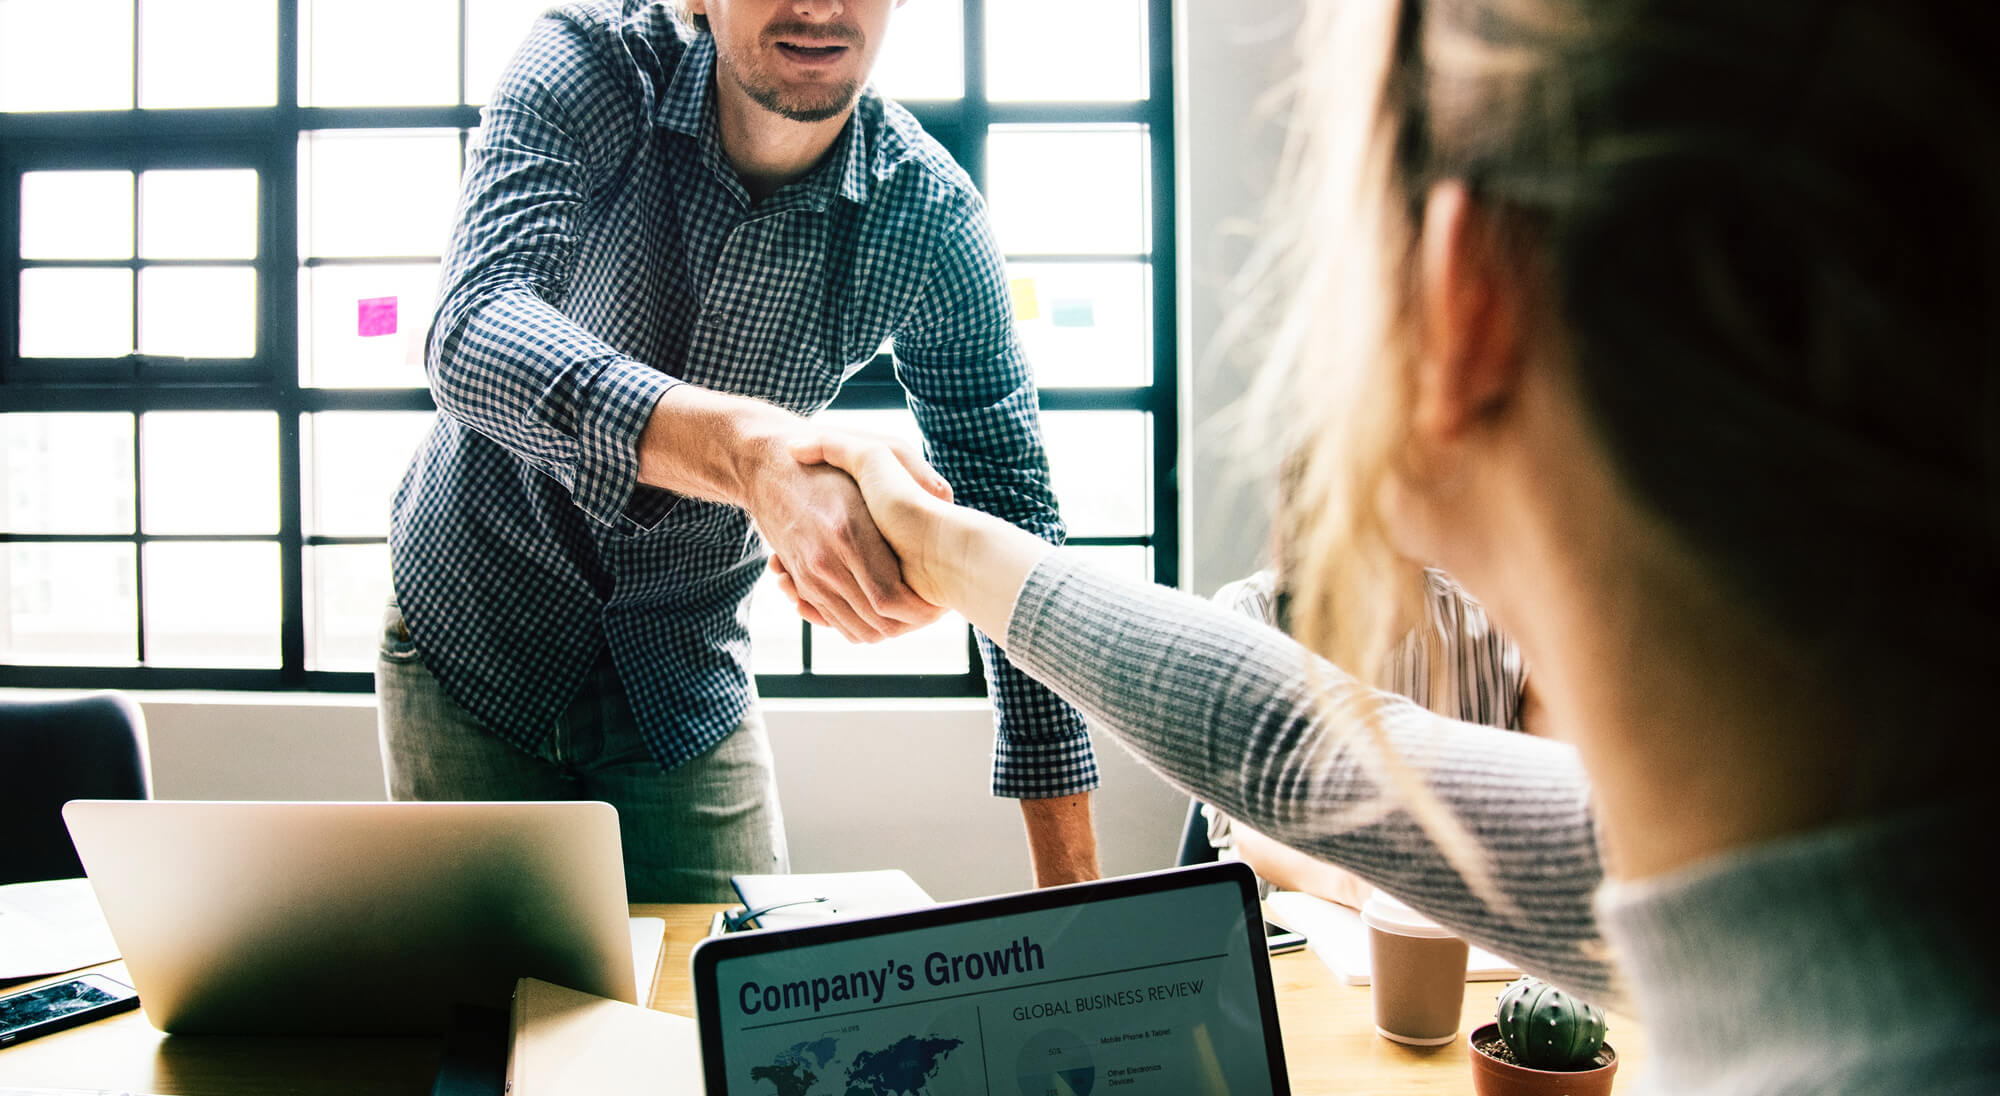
[{"left": 504, "top": 978, "right": 699, "bottom": 1095}]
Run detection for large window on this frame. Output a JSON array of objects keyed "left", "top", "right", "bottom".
[{"left": 0, "top": 0, "right": 1177, "bottom": 696}]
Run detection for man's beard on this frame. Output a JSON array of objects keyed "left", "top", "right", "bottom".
[
  {"left": 736, "top": 70, "right": 857, "bottom": 123},
  {"left": 719, "top": 37, "right": 862, "bottom": 123}
]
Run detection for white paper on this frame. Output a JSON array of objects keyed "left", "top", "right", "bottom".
[
  {"left": 1266, "top": 889, "right": 1521, "bottom": 986},
  {"left": 627, "top": 917, "right": 665, "bottom": 1004},
  {"left": 0, "top": 877, "right": 122, "bottom": 981}
]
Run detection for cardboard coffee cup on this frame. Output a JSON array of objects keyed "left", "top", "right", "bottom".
[{"left": 1363, "top": 889, "right": 1470, "bottom": 1046}]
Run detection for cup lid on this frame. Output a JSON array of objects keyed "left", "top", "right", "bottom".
[{"left": 1362, "top": 889, "right": 1458, "bottom": 939}]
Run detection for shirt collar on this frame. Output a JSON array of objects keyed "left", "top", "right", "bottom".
[
  {"left": 654, "top": 29, "right": 713, "bottom": 140},
  {"left": 655, "top": 32, "right": 875, "bottom": 210}
]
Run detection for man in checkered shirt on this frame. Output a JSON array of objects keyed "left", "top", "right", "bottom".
[{"left": 376, "top": 0, "right": 1101, "bottom": 901}]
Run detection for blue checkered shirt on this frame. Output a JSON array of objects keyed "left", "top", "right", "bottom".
[{"left": 389, "top": 0, "right": 1096, "bottom": 798}]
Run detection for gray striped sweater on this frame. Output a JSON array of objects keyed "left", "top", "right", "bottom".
[{"left": 1007, "top": 555, "right": 1999, "bottom": 1095}]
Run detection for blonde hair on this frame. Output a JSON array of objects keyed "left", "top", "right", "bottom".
[
  {"left": 1249, "top": 0, "right": 2000, "bottom": 863},
  {"left": 671, "top": 0, "right": 709, "bottom": 33}
]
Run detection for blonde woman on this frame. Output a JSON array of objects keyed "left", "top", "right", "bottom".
[{"left": 775, "top": 0, "right": 2000, "bottom": 1090}]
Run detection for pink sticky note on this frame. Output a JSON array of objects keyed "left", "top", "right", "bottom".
[{"left": 357, "top": 296, "right": 399, "bottom": 338}]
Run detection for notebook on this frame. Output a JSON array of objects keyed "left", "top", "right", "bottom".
[
  {"left": 727, "top": 869, "right": 935, "bottom": 930},
  {"left": 691, "top": 860, "right": 1292, "bottom": 1095},
  {"left": 61, "top": 800, "right": 637, "bottom": 1035}
]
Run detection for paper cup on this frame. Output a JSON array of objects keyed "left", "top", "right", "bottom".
[{"left": 1363, "top": 890, "right": 1470, "bottom": 1046}]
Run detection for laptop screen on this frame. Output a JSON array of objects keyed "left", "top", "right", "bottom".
[{"left": 690, "top": 861, "right": 1289, "bottom": 1095}]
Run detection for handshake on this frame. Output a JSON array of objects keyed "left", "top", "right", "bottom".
[{"left": 757, "top": 429, "right": 997, "bottom": 645}]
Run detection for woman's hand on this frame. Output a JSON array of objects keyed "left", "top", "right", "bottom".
[{"left": 781, "top": 429, "right": 1056, "bottom": 645}]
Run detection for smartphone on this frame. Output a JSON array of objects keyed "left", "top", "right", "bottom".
[
  {"left": 0, "top": 973, "right": 140, "bottom": 1047},
  {"left": 1263, "top": 917, "right": 1308, "bottom": 955}
]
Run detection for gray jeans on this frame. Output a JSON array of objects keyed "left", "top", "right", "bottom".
[{"left": 374, "top": 598, "right": 788, "bottom": 902}]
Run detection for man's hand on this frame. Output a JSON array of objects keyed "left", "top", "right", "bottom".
[
  {"left": 783, "top": 429, "right": 963, "bottom": 605},
  {"left": 787, "top": 426, "right": 1056, "bottom": 646},
  {"left": 746, "top": 441, "right": 949, "bottom": 643},
  {"left": 765, "top": 428, "right": 958, "bottom": 636},
  {"left": 637, "top": 385, "right": 952, "bottom": 644}
]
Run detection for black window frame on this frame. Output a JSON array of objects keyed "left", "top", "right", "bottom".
[{"left": 0, "top": 0, "right": 1177, "bottom": 699}]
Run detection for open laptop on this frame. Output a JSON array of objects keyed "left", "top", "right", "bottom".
[
  {"left": 62, "top": 800, "right": 636, "bottom": 1035},
  {"left": 690, "top": 860, "right": 1291, "bottom": 1095}
]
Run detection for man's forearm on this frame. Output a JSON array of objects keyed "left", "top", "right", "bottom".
[
  {"left": 1020, "top": 792, "right": 1101, "bottom": 887},
  {"left": 637, "top": 383, "right": 797, "bottom": 507}
]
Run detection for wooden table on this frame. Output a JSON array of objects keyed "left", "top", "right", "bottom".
[{"left": 0, "top": 904, "right": 1643, "bottom": 1094}]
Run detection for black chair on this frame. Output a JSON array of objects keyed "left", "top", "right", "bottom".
[
  {"left": 1176, "top": 797, "right": 1220, "bottom": 867},
  {"left": 0, "top": 692, "right": 151, "bottom": 885}
]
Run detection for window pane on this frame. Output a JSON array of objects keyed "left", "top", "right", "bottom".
[
  {"left": 1008, "top": 261, "right": 1149, "bottom": 387},
  {"left": 1065, "top": 544, "right": 1150, "bottom": 583},
  {"left": 18, "top": 268, "right": 134, "bottom": 358},
  {"left": 872, "top": 0, "right": 963, "bottom": 101},
  {"left": 140, "top": 411, "right": 278, "bottom": 534},
  {"left": 986, "top": 127, "right": 1148, "bottom": 255},
  {"left": 138, "top": 266, "right": 257, "bottom": 358},
  {"left": 465, "top": 0, "right": 555, "bottom": 106},
  {"left": 305, "top": 411, "right": 434, "bottom": 536},
  {"left": 988, "top": 0, "right": 1145, "bottom": 102},
  {"left": 813, "top": 408, "right": 924, "bottom": 446},
  {"left": 300, "top": 0, "right": 456, "bottom": 107},
  {"left": 810, "top": 612, "right": 971, "bottom": 675},
  {"left": 300, "top": 262, "right": 439, "bottom": 387},
  {"left": 748, "top": 569, "right": 804, "bottom": 675},
  {"left": 143, "top": 540, "right": 279, "bottom": 667},
  {"left": 301, "top": 130, "right": 461, "bottom": 258},
  {"left": 1, "top": 543, "right": 137, "bottom": 665},
  {"left": 139, "top": 0, "right": 276, "bottom": 108},
  {"left": 0, "top": 0, "right": 133, "bottom": 112},
  {"left": 140, "top": 170, "right": 259, "bottom": 259},
  {"left": 0, "top": 413, "right": 135, "bottom": 534},
  {"left": 306, "top": 543, "right": 390, "bottom": 672},
  {"left": 1042, "top": 411, "right": 1148, "bottom": 537},
  {"left": 21, "top": 171, "right": 133, "bottom": 260}
]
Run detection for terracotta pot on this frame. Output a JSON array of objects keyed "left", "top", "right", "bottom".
[{"left": 1467, "top": 1021, "right": 1619, "bottom": 1096}]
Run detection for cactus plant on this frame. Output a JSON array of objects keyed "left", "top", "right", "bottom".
[{"left": 1494, "top": 976, "right": 1608, "bottom": 1071}]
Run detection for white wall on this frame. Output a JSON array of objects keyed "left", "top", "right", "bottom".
[
  {"left": 3, "top": 689, "right": 1187, "bottom": 902},
  {"left": 1176, "top": 0, "right": 1300, "bottom": 596}
]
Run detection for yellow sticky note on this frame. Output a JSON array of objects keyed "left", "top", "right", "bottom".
[{"left": 1008, "top": 277, "right": 1040, "bottom": 322}]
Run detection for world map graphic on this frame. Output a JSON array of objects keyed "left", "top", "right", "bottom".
[{"left": 748, "top": 1033, "right": 966, "bottom": 1096}]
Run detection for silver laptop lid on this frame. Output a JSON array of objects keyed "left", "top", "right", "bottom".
[
  {"left": 63, "top": 800, "right": 633, "bottom": 1035},
  {"left": 690, "top": 860, "right": 1291, "bottom": 1095}
]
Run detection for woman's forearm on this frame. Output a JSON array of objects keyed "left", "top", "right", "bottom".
[
  {"left": 1002, "top": 553, "right": 1617, "bottom": 1003},
  {"left": 919, "top": 501, "right": 1056, "bottom": 646}
]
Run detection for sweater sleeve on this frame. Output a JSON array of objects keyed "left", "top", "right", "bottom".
[{"left": 1007, "top": 554, "right": 1619, "bottom": 1002}]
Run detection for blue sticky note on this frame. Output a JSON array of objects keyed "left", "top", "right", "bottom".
[{"left": 1051, "top": 298, "right": 1095, "bottom": 328}]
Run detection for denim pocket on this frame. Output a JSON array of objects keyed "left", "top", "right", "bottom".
[{"left": 379, "top": 598, "right": 423, "bottom": 663}]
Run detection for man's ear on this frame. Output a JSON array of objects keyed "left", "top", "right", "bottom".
[{"left": 1413, "top": 182, "right": 1530, "bottom": 443}]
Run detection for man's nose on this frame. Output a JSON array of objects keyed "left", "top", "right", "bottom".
[{"left": 791, "top": 0, "right": 845, "bottom": 21}]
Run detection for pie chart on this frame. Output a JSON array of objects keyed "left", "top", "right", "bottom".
[{"left": 1015, "top": 1028, "right": 1095, "bottom": 1096}]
